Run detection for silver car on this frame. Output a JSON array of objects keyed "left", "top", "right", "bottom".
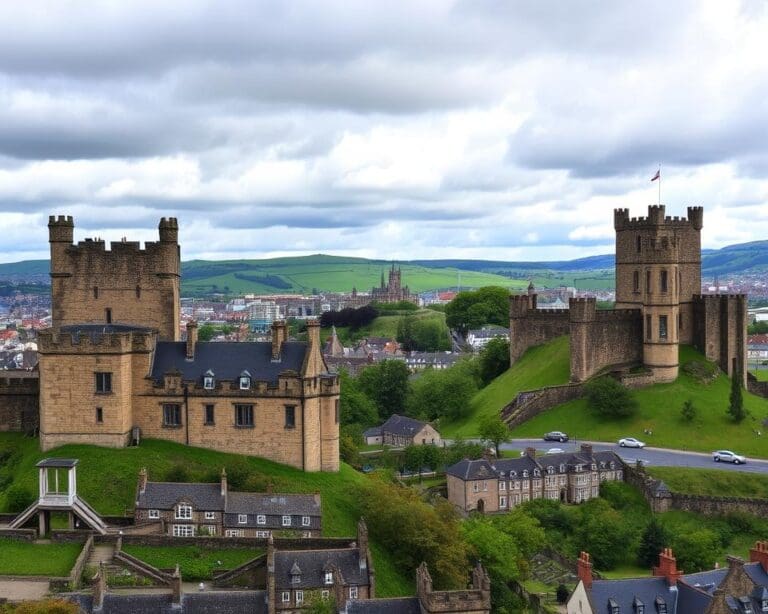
[
  {"left": 618, "top": 437, "right": 646, "bottom": 448},
  {"left": 713, "top": 450, "right": 746, "bottom": 464}
]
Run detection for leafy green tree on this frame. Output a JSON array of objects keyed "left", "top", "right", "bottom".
[
  {"left": 303, "top": 596, "right": 336, "bottom": 614},
  {"left": 574, "top": 498, "right": 631, "bottom": 569},
  {"left": 357, "top": 359, "right": 411, "bottom": 420},
  {"left": 339, "top": 371, "right": 379, "bottom": 427},
  {"left": 671, "top": 528, "right": 720, "bottom": 572},
  {"left": 478, "top": 415, "right": 510, "bottom": 457},
  {"left": 638, "top": 518, "right": 669, "bottom": 567},
  {"left": 584, "top": 377, "right": 638, "bottom": 418},
  {"left": 495, "top": 508, "right": 546, "bottom": 560},
  {"left": 197, "top": 324, "right": 215, "bottom": 342},
  {"left": 340, "top": 433, "right": 361, "bottom": 466},
  {"left": 680, "top": 399, "right": 697, "bottom": 422},
  {"left": 407, "top": 364, "right": 477, "bottom": 421},
  {"left": 443, "top": 439, "right": 486, "bottom": 466},
  {"left": 748, "top": 321, "right": 768, "bottom": 335},
  {"left": 728, "top": 370, "right": 746, "bottom": 423},
  {"left": 396, "top": 315, "right": 415, "bottom": 350},
  {"left": 398, "top": 316, "right": 451, "bottom": 352},
  {"left": 445, "top": 287, "right": 510, "bottom": 335},
  {"left": 358, "top": 477, "right": 471, "bottom": 589},
  {"left": 478, "top": 337, "right": 510, "bottom": 385},
  {"left": 402, "top": 445, "right": 427, "bottom": 472}
]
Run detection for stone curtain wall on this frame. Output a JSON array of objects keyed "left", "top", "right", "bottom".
[
  {"left": 501, "top": 383, "right": 585, "bottom": 427},
  {"left": 747, "top": 373, "right": 768, "bottom": 399},
  {"left": 692, "top": 294, "right": 748, "bottom": 383},
  {"left": 508, "top": 295, "right": 570, "bottom": 364},
  {"left": 0, "top": 373, "right": 39, "bottom": 434}
]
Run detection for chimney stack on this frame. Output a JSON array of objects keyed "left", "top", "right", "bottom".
[
  {"left": 580, "top": 443, "right": 593, "bottom": 456},
  {"left": 525, "top": 447, "right": 536, "bottom": 459},
  {"left": 138, "top": 467, "right": 148, "bottom": 494},
  {"left": 750, "top": 541, "right": 768, "bottom": 573},
  {"left": 271, "top": 320, "right": 288, "bottom": 361},
  {"left": 577, "top": 551, "right": 593, "bottom": 589},
  {"left": 357, "top": 519, "right": 369, "bottom": 571},
  {"left": 306, "top": 318, "right": 321, "bottom": 349},
  {"left": 220, "top": 468, "right": 228, "bottom": 501},
  {"left": 186, "top": 321, "right": 198, "bottom": 360},
  {"left": 653, "top": 548, "right": 683, "bottom": 586}
]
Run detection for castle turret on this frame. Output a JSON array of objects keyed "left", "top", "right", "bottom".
[{"left": 158, "top": 217, "right": 179, "bottom": 243}]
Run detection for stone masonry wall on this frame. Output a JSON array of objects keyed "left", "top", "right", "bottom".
[
  {"left": 0, "top": 373, "right": 39, "bottom": 433},
  {"left": 509, "top": 295, "right": 570, "bottom": 364},
  {"left": 501, "top": 383, "right": 585, "bottom": 428}
]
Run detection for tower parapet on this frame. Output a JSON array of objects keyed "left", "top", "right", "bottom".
[
  {"left": 158, "top": 217, "right": 179, "bottom": 243},
  {"left": 48, "top": 215, "right": 74, "bottom": 243}
]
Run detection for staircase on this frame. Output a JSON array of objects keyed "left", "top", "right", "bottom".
[{"left": 86, "top": 542, "right": 124, "bottom": 579}]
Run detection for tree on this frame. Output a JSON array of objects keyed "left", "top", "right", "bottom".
[
  {"left": 584, "top": 377, "right": 638, "bottom": 418},
  {"left": 303, "top": 596, "right": 336, "bottom": 614},
  {"left": 338, "top": 371, "right": 379, "bottom": 427},
  {"left": 727, "top": 370, "right": 746, "bottom": 423},
  {"left": 357, "top": 360, "right": 411, "bottom": 420},
  {"left": 478, "top": 337, "right": 510, "bottom": 385},
  {"left": 671, "top": 528, "right": 720, "bottom": 572},
  {"left": 197, "top": 324, "right": 215, "bottom": 342},
  {"left": 340, "top": 432, "right": 361, "bottom": 466},
  {"left": 638, "top": 518, "right": 669, "bottom": 567},
  {"left": 478, "top": 415, "right": 510, "bottom": 457},
  {"left": 398, "top": 316, "right": 451, "bottom": 352},
  {"left": 407, "top": 363, "right": 477, "bottom": 422},
  {"left": 445, "top": 287, "right": 510, "bottom": 335},
  {"left": 680, "top": 399, "right": 697, "bottom": 422},
  {"left": 574, "top": 498, "right": 631, "bottom": 570}
]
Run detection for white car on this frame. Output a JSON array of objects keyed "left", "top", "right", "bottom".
[
  {"left": 546, "top": 448, "right": 565, "bottom": 455},
  {"left": 618, "top": 437, "right": 646, "bottom": 448},
  {"left": 713, "top": 450, "right": 746, "bottom": 464}
]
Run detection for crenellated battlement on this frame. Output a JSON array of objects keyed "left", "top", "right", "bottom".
[
  {"left": 613, "top": 204, "right": 703, "bottom": 231},
  {"left": 694, "top": 293, "right": 747, "bottom": 302},
  {"left": 38, "top": 327, "right": 156, "bottom": 354}
]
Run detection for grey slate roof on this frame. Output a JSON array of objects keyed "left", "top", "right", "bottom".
[
  {"left": 445, "top": 458, "right": 496, "bottom": 481},
  {"left": 274, "top": 549, "right": 369, "bottom": 590},
  {"left": 380, "top": 414, "right": 429, "bottom": 437},
  {"left": 225, "top": 493, "right": 320, "bottom": 516},
  {"left": 136, "top": 482, "right": 224, "bottom": 511},
  {"left": 151, "top": 341, "right": 308, "bottom": 384},
  {"left": 589, "top": 576, "right": 678, "bottom": 614},
  {"left": 363, "top": 427, "right": 382, "bottom": 438},
  {"left": 37, "top": 458, "right": 78, "bottom": 468},
  {"left": 346, "top": 597, "right": 422, "bottom": 613},
  {"left": 66, "top": 590, "right": 268, "bottom": 613}
]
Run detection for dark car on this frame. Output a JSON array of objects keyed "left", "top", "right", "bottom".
[{"left": 543, "top": 431, "right": 569, "bottom": 443}]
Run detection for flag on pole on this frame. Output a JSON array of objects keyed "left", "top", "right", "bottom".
[{"left": 651, "top": 170, "right": 660, "bottom": 181}]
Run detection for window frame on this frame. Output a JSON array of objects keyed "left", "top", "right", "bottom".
[
  {"left": 205, "top": 511, "right": 216, "bottom": 520},
  {"left": 302, "top": 515, "right": 310, "bottom": 527},
  {"left": 203, "top": 376, "right": 215, "bottom": 390},
  {"left": 234, "top": 404, "right": 254, "bottom": 427},
  {"left": 172, "top": 524, "right": 194, "bottom": 537},
  {"left": 257, "top": 514, "right": 266, "bottom": 525},
  {"left": 281, "top": 592, "right": 290, "bottom": 603},
  {"left": 96, "top": 407, "right": 103, "bottom": 423},
  {"left": 349, "top": 586, "right": 358, "bottom": 599},
  {"left": 295, "top": 590, "right": 304, "bottom": 604},
  {"left": 239, "top": 376, "right": 250, "bottom": 390},
  {"left": 175, "top": 504, "right": 192, "bottom": 520},
  {"left": 95, "top": 372, "right": 112, "bottom": 394},
  {"left": 148, "top": 509, "right": 160, "bottom": 519},
  {"left": 238, "top": 514, "right": 247, "bottom": 524},
  {"left": 204, "top": 404, "right": 215, "bottom": 426},
  {"left": 282, "top": 515, "right": 291, "bottom": 527},
  {"left": 324, "top": 571, "right": 333, "bottom": 585},
  {"left": 163, "top": 403, "right": 182, "bottom": 427},
  {"left": 285, "top": 405, "right": 296, "bottom": 429},
  {"left": 659, "top": 315, "right": 668, "bottom": 340}
]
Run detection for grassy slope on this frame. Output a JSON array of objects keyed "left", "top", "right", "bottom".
[
  {"left": 181, "top": 256, "right": 527, "bottom": 295},
  {"left": 0, "top": 538, "right": 82, "bottom": 576},
  {"left": 511, "top": 345, "right": 768, "bottom": 457},
  {"left": 121, "top": 545, "right": 262, "bottom": 581},
  {"left": 323, "top": 309, "right": 447, "bottom": 344},
  {"left": 0, "top": 436, "right": 410, "bottom": 596},
  {"left": 441, "top": 336, "right": 571, "bottom": 438},
  {"left": 647, "top": 466, "right": 768, "bottom": 498}
]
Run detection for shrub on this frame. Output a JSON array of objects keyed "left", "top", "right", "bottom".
[
  {"left": 584, "top": 377, "right": 638, "bottom": 418},
  {"left": 680, "top": 399, "right": 697, "bottom": 422},
  {"left": 556, "top": 584, "right": 570, "bottom": 604},
  {"left": 224, "top": 458, "right": 252, "bottom": 490},
  {"left": 682, "top": 359, "right": 719, "bottom": 383},
  {"left": 164, "top": 464, "right": 190, "bottom": 483}
]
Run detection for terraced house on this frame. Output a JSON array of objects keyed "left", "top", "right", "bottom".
[
  {"left": 446, "top": 444, "right": 623, "bottom": 514},
  {"left": 37, "top": 216, "right": 340, "bottom": 471},
  {"left": 134, "top": 468, "right": 322, "bottom": 538}
]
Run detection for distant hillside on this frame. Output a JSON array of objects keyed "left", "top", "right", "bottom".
[{"left": 1, "top": 240, "right": 766, "bottom": 294}]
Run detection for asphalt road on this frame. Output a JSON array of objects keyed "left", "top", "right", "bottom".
[{"left": 498, "top": 439, "right": 768, "bottom": 474}]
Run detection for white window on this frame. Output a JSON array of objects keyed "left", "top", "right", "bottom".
[
  {"left": 203, "top": 376, "right": 214, "bottom": 390},
  {"left": 173, "top": 524, "right": 194, "bottom": 537},
  {"left": 499, "top": 481, "right": 506, "bottom": 491},
  {"left": 499, "top": 496, "right": 507, "bottom": 507},
  {"left": 472, "top": 482, "right": 479, "bottom": 493},
  {"left": 256, "top": 530, "right": 270, "bottom": 538},
  {"left": 302, "top": 516, "right": 311, "bottom": 526},
  {"left": 238, "top": 514, "right": 247, "bottom": 524},
  {"left": 204, "top": 525, "right": 217, "bottom": 535},
  {"left": 324, "top": 571, "right": 333, "bottom": 585},
  {"left": 205, "top": 511, "right": 216, "bottom": 520},
  {"left": 302, "top": 531, "right": 312, "bottom": 538},
  {"left": 281, "top": 592, "right": 290, "bottom": 603},
  {"left": 282, "top": 515, "right": 291, "bottom": 526},
  {"left": 349, "top": 586, "right": 358, "bottom": 599},
  {"left": 482, "top": 480, "right": 488, "bottom": 491},
  {"left": 321, "top": 590, "right": 330, "bottom": 599},
  {"left": 239, "top": 372, "right": 251, "bottom": 389},
  {"left": 148, "top": 509, "right": 160, "bottom": 519},
  {"left": 176, "top": 504, "right": 192, "bottom": 520},
  {"left": 295, "top": 591, "right": 304, "bottom": 604},
  {"left": 225, "top": 529, "right": 244, "bottom": 537},
  {"left": 257, "top": 514, "right": 266, "bottom": 525}
]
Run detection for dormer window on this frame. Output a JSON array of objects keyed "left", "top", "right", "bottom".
[
  {"left": 739, "top": 597, "right": 754, "bottom": 614},
  {"left": 610, "top": 462, "right": 616, "bottom": 469},
  {"left": 239, "top": 370, "right": 251, "bottom": 390},
  {"left": 324, "top": 571, "right": 333, "bottom": 585},
  {"left": 522, "top": 470, "right": 528, "bottom": 478},
  {"left": 655, "top": 597, "right": 667, "bottom": 613},
  {"left": 761, "top": 599, "right": 768, "bottom": 612},
  {"left": 591, "top": 463, "right": 597, "bottom": 470},
  {"left": 533, "top": 469, "right": 540, "bottom": 477},
  {"left": 575, "top": 464, "right": 583, "bottom": 472},
  {"left": 560, "top": 464, "right": 566, "bottom": 472},
  {"left": 608, "top": 597, "right": 620, "bottom": 614},
  {"left": 633, "top": 596, "right": 644, "bottom": 613},
  {"left": 176, "top": 504, "right": 192, "bottom": 520},
  {"left": 203, "top": 370, "right": 215, "bottom": 390},
  {"left": 547, "top": 466, "right": 554, "bottom": 474}
]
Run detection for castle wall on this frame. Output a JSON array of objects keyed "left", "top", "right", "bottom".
[
  {"left": 0, "top": 373, "right": 39, "bottom": 434},
  {"left": 509, "top": 295, "right": 570, "bottom": 364},
  {"left": 569, "top": 298, "right": 642, "bottom": 382},
  {"left": 692, "top": 294, "right": 748, "bottom": 383},
  {"left": 48, "top": 216, "right": 181, "bottom": 341}
]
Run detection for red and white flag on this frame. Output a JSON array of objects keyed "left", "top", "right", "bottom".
[{"left": 651, "top": 170, "right": 660, "bottom": 181}]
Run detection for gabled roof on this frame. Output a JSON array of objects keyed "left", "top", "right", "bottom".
[
  {"left": 136, "top": 482, "right": 224, "bottom": 511},
  {"left": 589, "top": 576, "right": 678, "bottom": 614},
  {"left": 445, "top": 459, "right": 496, "bottom": 481},
  {"left": 274, "top": 549, "right": 369, "bottom": 590},
  {"left": 381, "top": 414, "right": 429, "bottom": 437},
  {"left": 150, "top": 341, "right": 309, "bottom": 384},
  {"left": 225, "top": 492, "right": 320, "bottom": 517},
  {"left": 65, "top": 590, "right": 268, "bottom": 613},
  {"left": 363, "top": 427, "right": 383, "bottom": 438}
]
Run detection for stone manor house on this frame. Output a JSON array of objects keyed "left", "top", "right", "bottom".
[
  {"left": 510, "top": 205, "right": 747, "bottom": 385},
  {"left": 35, "top": 216, "right": 340, "bottom": 471}
]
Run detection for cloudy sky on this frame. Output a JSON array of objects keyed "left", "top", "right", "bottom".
[{"left": 1, "top": 0, "right": 767, "bottom": 263}]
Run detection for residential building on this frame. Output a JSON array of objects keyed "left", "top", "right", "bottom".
[
  {"left": 466, "top": 326, "right": 509, "bottom": 351},
  {"left": 446, "top": 444, "right": 623, "bottom": 514},
  {"left": 365, "top": 414, "right": 441, "bottom": 447},
  {"left": 568, "top": 544, "right": 768, "bottom": 614},
  {"left": 134, "top": 468, "right": 322, "bottom": 538}
]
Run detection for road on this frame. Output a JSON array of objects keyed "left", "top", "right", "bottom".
[{"left": 497, "top": 439, "right": 768, "bottom": 474}]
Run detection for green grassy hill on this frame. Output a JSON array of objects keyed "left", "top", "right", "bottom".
[
  {"left": 441, "top": 336, "right": 571, "bottom": 438},
  {"left": 0, "top": 435, "right": 411, "bottom": 596},
  {"left": 181, "top": 255, "right": 527, "bottom": 296},
  {"left": 322, "top": 309, "right": 447, "bottom": 345},
  {"left": 442, "top": 338, "right": 768, "bottom": 458}
]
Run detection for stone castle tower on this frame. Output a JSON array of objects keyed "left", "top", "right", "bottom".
[
  {"left": 613, "top": 205, "right": 703, "bottom": 382},
  {"left": 48, "top": 215, "right": 181, "bottom": 341}
]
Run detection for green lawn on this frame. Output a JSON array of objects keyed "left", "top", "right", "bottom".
[
  {"left": 122, "top": 545, "right": 261, "bottom": 581},
  {"left": 751, "top": 369, "right": 768, "bottom": 382},
  {"left": 647, "top": 466, "right": 768, "bottom": 498},
  {"left": 510, "top": 345, "right": 768, "bottom": 458},
  {"left": 441, "top": 336, "right": 571, "bottom": 438},
  {"left": 0, "top": 538, "right": 82, "bottom": 576},
  {"left": 0, "top": 435, "right": 411, "bottom": 596}
]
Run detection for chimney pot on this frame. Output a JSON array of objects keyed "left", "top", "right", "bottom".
[{"left": 186, "top": 321, "right": 198, "bottom": 360}]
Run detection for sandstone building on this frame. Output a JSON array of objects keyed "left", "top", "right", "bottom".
[
  {"left": 510, "top": 205, "right": 747, "bottom": 384},
  {"left": 371, "top": 263, "right": 417, "bottom": 304},
  {"left": 37, "top": 216, "right": 340, "bottom": 471}
]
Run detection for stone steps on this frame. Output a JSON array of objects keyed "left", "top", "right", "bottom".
[{"left": 88, "top": 544, "right": 115, "bottom": 568}]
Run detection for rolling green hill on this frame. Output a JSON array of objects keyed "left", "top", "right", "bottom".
[
  {"left": 322, "top": 309, "right": 447, "bottom": 345},
  {"left": 443, "top": 339, "right": 768, "bottom": 458},
  {"left": 0, "top": 435, "right": 411, "bottom": 596}
]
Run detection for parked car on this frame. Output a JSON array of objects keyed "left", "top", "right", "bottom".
[
  {"left": 543, "top": 431, "right": 569, "bottom": 442},
  {"left": 546, "top": 448, "right": 565, "bottom": 455},
  {"left": 713, "top": 450, "right": 747, "bottom": 464},
  {"left": 618, "top": 437, "right": 646, "bottom": 448}
]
